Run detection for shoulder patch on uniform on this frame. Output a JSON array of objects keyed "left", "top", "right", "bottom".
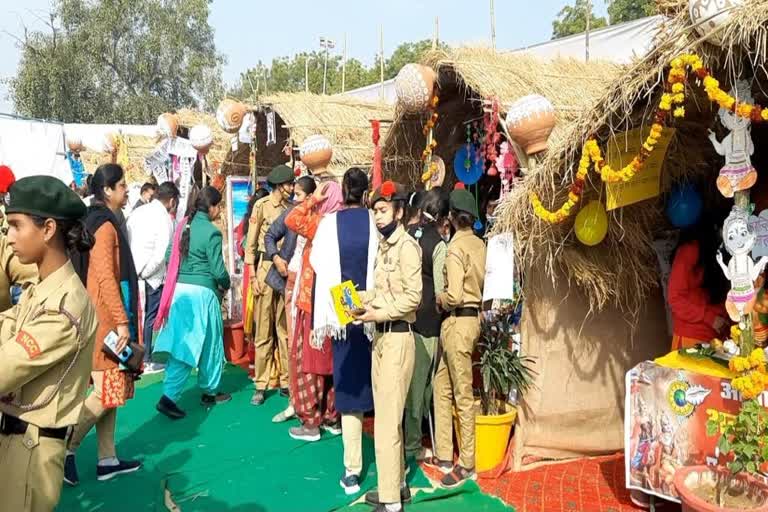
[{"left": 16, "top": 330, "right": 41, "bottom": 359}]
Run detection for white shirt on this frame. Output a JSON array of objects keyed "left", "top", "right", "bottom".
[{"left": 127, "top": 199, "right": 173, "bottom": 290}]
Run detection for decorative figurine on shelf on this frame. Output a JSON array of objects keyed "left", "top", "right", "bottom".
[
  {"left": 717, "top": 206, "right": 768, "bottom": 322},
  {"left": 709, "top": 80, "right": 757, "bottom": 198}
]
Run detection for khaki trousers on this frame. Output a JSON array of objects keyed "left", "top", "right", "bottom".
[
  {"left": 434, "top": 316, "right": 480, "bottom": 469},
  {"left": 372, "top": 331, "right": 415, "bottom": 504},
  {"left": 0, "top": 426, "right": 66, "bottom": 512},
  {"left": 404, "top": 333, "right": 437, "bottom": 458},
  {"left": 341, "top": 412, "right": 363, "bottom": 475},
  {"left": 253, "top": 260, "right": 288, "bottom": 390},
  {"left": 68, "top": 371, "right": 117, "bottom": 460}
]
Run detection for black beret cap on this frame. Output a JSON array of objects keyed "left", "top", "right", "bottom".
[{"left": 6, "top": 176, "right": 87, "bottom": 220}]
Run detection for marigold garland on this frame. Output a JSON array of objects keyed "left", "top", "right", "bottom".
[
  {"left": 530, "top": 52, "right": 768, "bottom": 224},
  {"left": 729, "top": 348, "right": 768, "bottom": 400},
  {"left": 421, "top": 95, "right": 440, "bottom": 184}
]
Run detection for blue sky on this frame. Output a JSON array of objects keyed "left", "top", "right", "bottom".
[{"left": 0, "top": 0, "right": 609, "bottom": 116}]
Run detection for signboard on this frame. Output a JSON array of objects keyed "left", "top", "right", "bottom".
[
  {"left": 625, "top": 360, "right": 768, "bottom": 503},
  {"left": 605, "top": 127, "right": 675, "bottom": 211},
  {"left": 749, "top": 210, "right": 768, "bottom": 258},
  {"left": 483, "top": 233, "right": 515, "bottom": 301},
  {"left": 225, "top": 176, "right": 251, "bottom": 321}
]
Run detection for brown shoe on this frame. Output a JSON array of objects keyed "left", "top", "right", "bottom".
[
  {"left": 440, "top": 465, "right": 477, "bottom": 489},
  {"left": 423, "top": 456, "right": 452, "bottom": 474}
]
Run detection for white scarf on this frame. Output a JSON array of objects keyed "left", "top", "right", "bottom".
[
  {"left": 310, "top": 210, "right": 378, "bottom": 343},
  {"left": 288, "top": 235, "right": 306, "bottom": 335}
]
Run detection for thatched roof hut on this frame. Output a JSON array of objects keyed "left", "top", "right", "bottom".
[
  {"left": 246, "top": 93, "right": 394, "bottom": 179},
  {"left": 382, "top": 47, "right": 622, "bottom": 186}
]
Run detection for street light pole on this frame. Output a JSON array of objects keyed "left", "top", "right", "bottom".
[{"left": 320, "top": 37, "right": 335, "bottom": 95}]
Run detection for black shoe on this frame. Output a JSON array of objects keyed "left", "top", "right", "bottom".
[
  {"left": 250, "top": 390, "right": 265, "bottom": 406},
  {"left": 156, "top": 395, "right": 186, "bottom": 419},
  {"left": 279, "top": 387, "right": 289, "bottom": 398},
  {"left": 201, "top": 392, "right": 232, "bottom": 406},
  {"left": 365, "top": 486, "right": 412, "bottom": 505},
  {"left": 63, "top": 454, "right": 79, "bottom": 486},
  {"left": 96, "top": 459, "right": 142, "bottom": 481},
  {"left": 339, "top": 472, "right": 360, "bottom": 495}
]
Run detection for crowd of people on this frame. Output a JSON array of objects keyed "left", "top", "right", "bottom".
[{"left": 0, "top": 162, "right": 489, "bottom": 512}]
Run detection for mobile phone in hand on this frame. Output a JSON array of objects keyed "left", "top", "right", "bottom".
[{"left": 103, "top": 331, "right": 133, "bottom": 364}]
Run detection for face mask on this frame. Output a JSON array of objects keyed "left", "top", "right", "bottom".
[{"left": 378, "top": 220, "right": 398, "bottom": 238}]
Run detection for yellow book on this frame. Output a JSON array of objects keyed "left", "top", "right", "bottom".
[{"left": 330, "top": 280, "right": 363, "bottom": 327}]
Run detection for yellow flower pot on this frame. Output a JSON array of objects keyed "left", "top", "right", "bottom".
[{"left": 454, "top": 401, "right": 518, "bottom": 473}]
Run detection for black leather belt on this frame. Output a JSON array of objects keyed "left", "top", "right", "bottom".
[
  {"left": 0, "top": 414, "right": 68, "bottom": 440},
  {"left": 376, "top": 321, "right": 412, "bottom": 333},
  {"left": 451, "top": 307, "right": 479, "bottom": 318}
]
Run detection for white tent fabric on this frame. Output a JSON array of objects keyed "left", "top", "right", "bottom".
[{"left": 0, "top": 117, "right": 73, "bottom": 185}]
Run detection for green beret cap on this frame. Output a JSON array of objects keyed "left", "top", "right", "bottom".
[
  {"left": 6, "top": 176, "right": 86, "bottom": 220},
  {"left": 370, "top": 181, "right": 408, "bottom": 207},
  {"left": 450, "top": 189, "right": 478, "bottom": 218},
  {"left": 267, "top": 164, "right": 295, "bottom": 185}
]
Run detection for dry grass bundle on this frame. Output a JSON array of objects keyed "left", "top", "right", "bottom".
[
  {"left": 80, "top": 134, "right": 158, "bottom": 185},
  {"left": 500, "top": 0, "right": 768, "bottom": 316}
]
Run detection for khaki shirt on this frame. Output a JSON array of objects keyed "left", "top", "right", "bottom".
[
  {"left": 0, "top": 262, "right": 97, "bottom": 428},
  {"left": 438, "top": 228, "right": 486, "bottom": 310},
  {"left": 244, "top": 192, "right": 288, "bottom": 265},
  {"left": 0, "top": 235, "right": 37, "bottom": 312},
  {"left": 366, "top": 225, "right": 422, "bottom": 324}
]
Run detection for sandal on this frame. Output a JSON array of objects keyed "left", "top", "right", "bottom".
[
  {"left": 440, "top": 465, "right": 477, "bottom": 489},
  {"left": 423, "top": 456, "right": 453, "bottom": 474}
]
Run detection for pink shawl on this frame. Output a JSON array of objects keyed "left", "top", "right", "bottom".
[
  {"left": 318, "top": 181, "right": 343, "bottom": 215},
  {"left": 153, "top": 216, "right": 187, "bottom": 331}
]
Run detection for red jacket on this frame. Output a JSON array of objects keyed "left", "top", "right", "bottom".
[{"left": 668, "top": 241, "right": 727, "bottom": 342}]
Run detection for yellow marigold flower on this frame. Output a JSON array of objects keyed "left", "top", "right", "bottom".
[
  {"left": 670, "top": 58, "right": 683, "bottom": 69},
  {"left": 673, "top": 107, "right": 686, "bottom": 118},
  {"left": 643, "top": 143, "right": 654, "bottom": 152}
]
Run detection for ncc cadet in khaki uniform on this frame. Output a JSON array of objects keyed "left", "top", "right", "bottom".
[
  {"left": 0, "top": 229, "right": 37, "bottom": 311},
  {"left": 0, "top": 176, "right": 98, "bottom": 512},
  {"left": 427, "top": 188, "right": 486, "bottom": 489},
  {"left": 244, "top": 165, "right": 295, "bottom": 405},
  {"left": 356, "top": 181, "right": 422, "bottom": 512}
]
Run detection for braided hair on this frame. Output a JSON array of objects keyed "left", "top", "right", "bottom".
[{"left": 179, "top": 186, "right": 222, "bottom": 259}]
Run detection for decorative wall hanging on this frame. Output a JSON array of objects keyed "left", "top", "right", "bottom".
[
  {"left": 67, "top": 136, "right": 84, "bottom": 154},
  {"left": 718, "top": 206, "right": 768, "bottom": 322},
  {"left": 710, "top": 80, "right": 757, "bottom": 198},
  {"left": 300, "top": 135, "right": 333, "bottom": 176},
  {"left": 395, "top": 64, "right": 437, "bottom": 114},
  {"left": 482, "top": 98, "right": 502, "bottom": 176},
  {"left": 157, "top": 113, "right": 179, "bottom": 139},
  {"left": 505, "top": 94, "right": 556, "bottom": 155},
  {"left": 266, "top": 110, "right": 277, "bottom": 146},
  {"left": 371, "top": 120, "right": 383, "bottom": 190},
  {"left": 453, "top": 145, "right": 483, "bottom": 186},
  {"left": 216, "top": 99, "right": 247, "bottom": 134},
  {"left": 428, "top": 155, "right": 446, "bottom": 188},
  {"left": 495, "top": 141, "right": 518, "bottom": 202},
  {"left": 688, "top": 0, "right": 744, "bottom": 46},
  {"left": 238, "top": 112, "right": 256, "bottom": 144},
  {"left": 420, "top": 95, "right": 440, "bottom": 188},
  {"left": 574, "top": 200, "right": 608, "bottom": 246}
]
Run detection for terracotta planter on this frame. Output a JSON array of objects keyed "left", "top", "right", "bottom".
[
  {"left": 216, "top": 99, "right": 247, "bottom": 134},
  {"left": 674, "top": 465, "right": 768, "bottom": 512},
  {"left": 505, "top": 94, "right": 556, "bottom": 155},
  {"left": 223, "top": 321, "right": 248, "bottom": 365}
]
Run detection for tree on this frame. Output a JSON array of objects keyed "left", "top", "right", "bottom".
[
  {"left": 9, "top": 0, "right": 225, "bottom": 123},
  {"left": 607, "top": 0, "right": 657, "bottom": 24},
  {"left": 551, "top": 0, "right": 608, "bottom": 40}
]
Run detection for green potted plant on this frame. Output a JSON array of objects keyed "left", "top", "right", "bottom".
[
  {"left": 674, "top": 350, "right": 768, "bottom": 511},
  {"left": 469, "top": 305, "right": 535, "bottom": 472}
]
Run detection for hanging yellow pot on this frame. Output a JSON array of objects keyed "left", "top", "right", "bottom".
[{"left": 574, "top": 200, "right": 608, "bottom": 246}]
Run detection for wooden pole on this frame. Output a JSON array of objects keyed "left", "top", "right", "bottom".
[
  {"left": 379, "top": 25, "right": 385, "bottom": 101},
  {"left": 305, "top": 56, "right": 309, "bottom": 93},
  {"left": 433, "top": 17, "right": 439, "bottom": 50},
  {"left": 342, "top": 33, "right": 347, "bottom": 93},
  {"left": 585, "top": 0, "right": 591, "bottom": 62},
  {"left": 490, "top": 0, "right": 496, "bottom": 50}
]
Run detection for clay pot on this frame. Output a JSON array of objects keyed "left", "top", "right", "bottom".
[
  {"left": 395, "top": 64, "right": 437, "bottom": 113},
  {"left": 688, "top": 0, "right": 744, "bottom": 46},
  {"left": 102, "top": 132, "right": 117, "bottom": 154},
  {"left": 505, "top": 94, "right": 556, "bottom": 155},
  {"left": 300, "top": 135, "right": 333, "bottom": 174},
  {"left": 190, "top": 124, "right": 214, "bottom": 155},
  {"left": 674, "top": 465, "right": 768, "bottom": 512},
  {"left": 216, "top": 99, "right": 247, "bottom": 134},
  {"left": 157, "top": 113, "right": 179, "bottom": 139},
  {"left": 67, "top": 136, "right": 84, "bottom": 153}
]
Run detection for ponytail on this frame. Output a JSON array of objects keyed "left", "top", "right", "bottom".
[
  {"left": 30, "top": 217, "right": 95, "bottom": 253},
  {"left": 179, "top": 186, "right": 222, "bottom": 259}
]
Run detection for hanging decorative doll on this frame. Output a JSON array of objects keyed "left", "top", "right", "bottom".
[
  {"left": 495, "top": 142, "right": 518, "bottom": 202},
  {"left": 717, "top": 206, "right": 768, "bottom": 322},
  {"left": 709, "top": 80, "right": 758, "bottom": 198}
]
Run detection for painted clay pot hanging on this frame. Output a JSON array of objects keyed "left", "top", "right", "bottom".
[
  {"left": 190, "top": 124, "right": 214, "bottom": 155},
  {"left": 300, "top": 135, "right": 333, "bottom": 175},
  {"left": 157, "top": 113, "right": 179, "bottom": 139},
  {"left": 101, "top": 132, "right": 117, "bottom": 154},
  {"left": 505, "top": 94, "right": 556, "bottom": 155},
  {"left": 395, "top": 64, "right": 437, "bottom": 113},
  {"left": 688, "top": 0, "right": 744, "bottom": 46},
  {"left": 216, "top": 99, "right": 247, "bottom": 134},
  {"left": 67, "top": 136, "right": 84, "bottom": 153}
]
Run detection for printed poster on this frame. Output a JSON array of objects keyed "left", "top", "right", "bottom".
[
  {"left": 625, "top": 360, "right": 768, "bottom": 503},
  {"left": 330, "top": 280, "right": 364, "bottom": 327},
  {"left": 606, "top": 127, "right": 675, "bottom": 211},
  {"left": 749, "top": 210, "right": 768, "bottom": 259}
]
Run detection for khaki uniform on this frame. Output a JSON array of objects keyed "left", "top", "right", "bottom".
[
  {"left": 434, "top": 228, "right": 486, "bottom": 469},
  {"left": 365, "top": 225, "right": 422, "bottom": 504},
  {"left": 0, "top": 262, "right": 98, "bottom": 512},
  {"left": 244, "top": 192, "right": 289, "bottom": 390},
  {"left": 0, "top": 235, "right": 37, "bottom": 311}
]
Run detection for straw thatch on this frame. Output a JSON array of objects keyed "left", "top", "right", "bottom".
[
  {"left": 497, "top": 0, "right": 768, "bottom": 318},
  {"left": 382, "top": 47, "right": 622, "bottom": 187},
  {"left": 80, "top": 134, "right": 157, "bottom": 185},
  {"left": 247, "top": 93, "right": 394, "bottom": 178}
]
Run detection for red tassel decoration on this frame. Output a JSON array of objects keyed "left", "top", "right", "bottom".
[{"left": 371, "top": 120, "right": 383, "bottom": 190}]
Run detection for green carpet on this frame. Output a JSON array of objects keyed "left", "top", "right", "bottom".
[{"left": 57, "top": 366, "right": 432, "bottom": 512}]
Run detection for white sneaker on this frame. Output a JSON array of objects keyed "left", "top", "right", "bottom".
[
  {"left": 272, "top": 405, "right": 296, "bottom": 423},
  {"left": 144, "top": 363, "right": 165, "bottom": 375}
]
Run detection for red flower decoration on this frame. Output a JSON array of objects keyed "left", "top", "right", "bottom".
[
  {"left": 294, "top": 167, "right": 302, "bottom": 177},
  {"left": 454, "top": 182, "right": 466, "bottom": 190},
  {"left": 380, "top": 181, "right": 396, "bottom": 198},
  {"left": 0, "top": 165, "right": 16, "bottom": 194}
]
